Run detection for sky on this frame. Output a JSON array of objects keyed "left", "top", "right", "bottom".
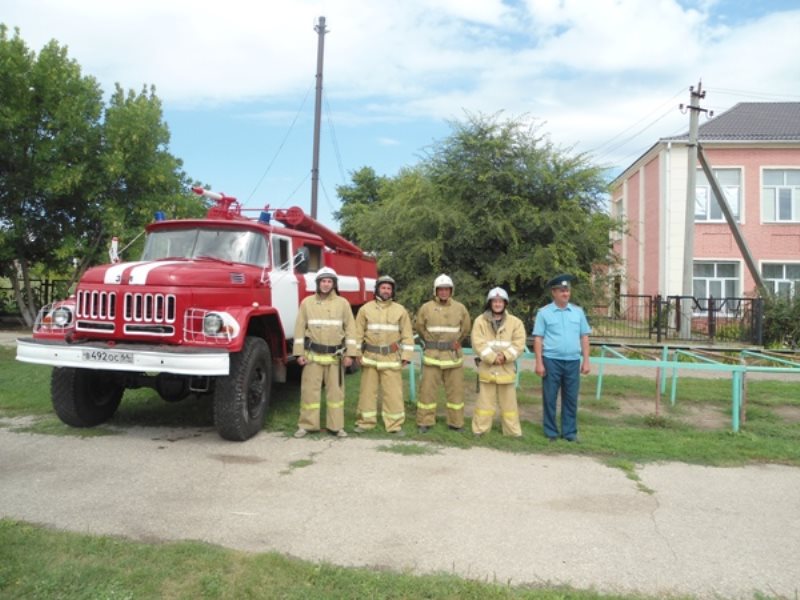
[{"left": 5, "top": 0, "right": 800, "bottom": 230}]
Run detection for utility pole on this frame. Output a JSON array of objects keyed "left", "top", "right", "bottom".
[
  {"left": 310, "top": 16, "right": 327, "bottom": 220},
  {"left": 679, "top": 81, "right": 707, "bottom": 339}
]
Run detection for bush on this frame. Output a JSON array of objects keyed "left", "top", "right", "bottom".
[{"left": 762, "top": 294, "right": 800, "bottom": 349}]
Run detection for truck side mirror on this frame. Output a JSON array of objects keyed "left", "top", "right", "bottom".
[{"left": 293, "top": 247, "right": 310, "bottom": 274}]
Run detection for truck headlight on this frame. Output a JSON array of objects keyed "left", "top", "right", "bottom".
[
  {"left": 52, "top": 307, "right": 73, "bottom": 327},
  {"left": 203, "top": 313, "right": 224, "bottom": 336}
]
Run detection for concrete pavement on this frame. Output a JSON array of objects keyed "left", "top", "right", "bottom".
[{"left": 1, "top": 424, "right": 798, "bottom": 599}]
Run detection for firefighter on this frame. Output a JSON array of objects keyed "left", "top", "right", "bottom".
[
  {"left": 414, "top": 274, "right": 471, "bottom": 433},
  {"left": 293, "top": 267, "right": 357, "bottom": 438},
  {"left": 470, "top": 287, "right": 526, "bottom": 437},
  {"left": 354, "top": 275, "right": 414, "bottom": 435}
]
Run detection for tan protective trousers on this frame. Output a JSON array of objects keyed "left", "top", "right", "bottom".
[
  {"left": 298, "top": 360, "right": 345, "bottom": 432},
  {"left": 471, "top": 381, "right": 522, "bottom": 437},
  {"left": 416, "top": 366, "right": 465, "bottom": 428},
  {"left": 356, "top": 366, "right": 405, "bottom": 432}
]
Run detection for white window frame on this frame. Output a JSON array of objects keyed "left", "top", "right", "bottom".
[
  {"left": 761, "top": 168, "right": 800, "bottom": 223},
  {"left": 761, "top": 262, "right": 800, "bottom": 298},
  {"left": 692, "top": 260, "right": 741, "bottom": 315},
  {"left": 695, "top": 167, "right": 741, "bottom": 222}
]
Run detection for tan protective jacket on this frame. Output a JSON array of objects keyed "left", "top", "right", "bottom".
[
  {"left": 292, "top": 291, "right": 357, "bottom": 364},
  {"left": 471, "top": 310, "right": 526, "bottom": 384},
  {"left": 415, "top": 297, "right": 471, "bottom": 369},
  {"left": 355, "top": 298, "right": 414, "bottom": 369}
]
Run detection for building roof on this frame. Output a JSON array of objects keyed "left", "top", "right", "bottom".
[{"left": 664, "top": 102, "right": 800, "bottom": 142}]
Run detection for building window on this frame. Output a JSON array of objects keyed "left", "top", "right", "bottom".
[
  {"left": 762, "top": 263, "right": 800, "bottom": 298},
  {"left": 695, "top": 168, "right": 741, "bottom": 222},
  {"left": 693, "top": 261, "right": 739, "bottom": 312},
  {"left": 762, "top": 169, "right": 800, "bottom": 222}
]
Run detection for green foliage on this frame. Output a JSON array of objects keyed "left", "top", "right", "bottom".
[
  {"left": 0, "top": 25, "right": 207, "bottom": 324},
  {"left": 762, "top": 293, "right": 800, "bottom": 349},
  {"left": 335, "top": 113, "right": 620, "bottom": 321}
]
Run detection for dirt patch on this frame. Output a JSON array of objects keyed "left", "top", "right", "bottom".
[{"left": 768, "top": 404, "right": 800, "bottom": 424}]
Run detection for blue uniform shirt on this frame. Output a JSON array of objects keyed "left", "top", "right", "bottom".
[{"left": 532, "top": 302, "right": 591, "bottom": 361}]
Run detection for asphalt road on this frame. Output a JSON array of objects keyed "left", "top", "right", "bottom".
[{"left": 1, "top": 423, "right": 798, "bottom": 599}]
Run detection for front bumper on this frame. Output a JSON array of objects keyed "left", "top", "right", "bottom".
[{"left": 16, "top": 337, "right": 230, "bottom": 376}]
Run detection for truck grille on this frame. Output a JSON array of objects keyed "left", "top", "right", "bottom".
[
  {"left": 77, "top": 290, "right": 117, "bottom": 319},
  {"left": 124, "top": 293, "right": 177, "bottom": 323}
]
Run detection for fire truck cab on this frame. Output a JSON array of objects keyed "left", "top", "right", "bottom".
[{"left": 16, "top": 188, "right": 378, "bottom": 441}]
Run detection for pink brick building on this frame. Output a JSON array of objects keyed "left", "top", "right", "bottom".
[{"left": 610, "top": 103, "right": 800, "bottom": 303}]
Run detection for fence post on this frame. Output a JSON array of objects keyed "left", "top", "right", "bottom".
[
  {"left": 655, "top": 295, "right": 662, "bottom": 343},
  {"left": 707, "top": 295, "right": 715, "bottom": 341},
  {"left": 754, "top": 297, "right": 764, "bottom": 346}
]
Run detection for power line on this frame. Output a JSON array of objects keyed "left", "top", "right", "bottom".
[
  {"left": 707, "top": 87, "right": 800, "bottom": 101},
  {"left": 324, "top": 91, "right": 348, "bottom": 184},
  {"left": 246, "top": 83, "right": 314, "bottom": 204},
  {"left": 587, "top": 87, "right": 686, "bottom": 156}
]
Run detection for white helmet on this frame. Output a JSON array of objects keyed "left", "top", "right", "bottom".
[
  {"left": 315, "top": 266, "right": 338, "bottom": 282},
  {"left": 486, "top": 287, "right": 509, "bottom": 303},
  {"left": 433, "top": 274, "right": 454, "bottom": 294}
]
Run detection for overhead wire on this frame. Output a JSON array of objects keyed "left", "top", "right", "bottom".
[
  {"left": 246, "top": 82, "right": 314, "bottom": 204},
  {"left": 587, "top": 86, "right": 686, "bottom": 157},
  {"left": 324, "top": 91, "right": 348, "bottom": 185}
]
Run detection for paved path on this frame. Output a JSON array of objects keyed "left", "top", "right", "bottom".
[{"left": 1, "top": 425, "right": 798, "bottom": 599}]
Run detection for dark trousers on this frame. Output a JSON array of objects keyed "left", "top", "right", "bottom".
[{"left": 541, "top": 357, "right": 580, "bottom": 439}]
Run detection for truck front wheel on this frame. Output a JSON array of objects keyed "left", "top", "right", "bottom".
[
  {"left": 51, "top": 367, "right": 124, "bottom": 427},
  {"left": 213, "top": 336, "right": 272, "bottom": 441}
]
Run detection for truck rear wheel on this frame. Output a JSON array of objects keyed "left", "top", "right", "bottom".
[
  {"left": 51, "top": 367, "right": 124, "bottom": 427},
  {"left": 213, "top": 336, "right": 272, "bottom": 441}
]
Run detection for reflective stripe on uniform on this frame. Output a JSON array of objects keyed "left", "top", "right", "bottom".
[
  {"left": 383, "top": 411, "right": 405, "bottom": 420},
  {"left": 401, "top": 344, "right": 415, "bottom": 352},
  {"left": 367, "top": 323, "right": 400, "bottom": 332},
  {"left": 427, "top": 325, "right": 460, "bottom": 333},
  {"left": 361, "top": 410, "right": 378, "bottom": 418},
  {"left": 327, "top": 401, "right": 344, "bottom": 409},
  {"left": 475, "top": 408, "right": 495, "bottom": 416},
  {"left": 488, "top": 341, "right": 511, "bottom": 350},
  {"left": 423, "top": 355, "right": 463, "bottom": 368},
  {"left": 479, "top": 373, "right": 516, "bottom": 384},
  {"left": 307, "top": 352, "right": 339, "bottom": 364},
  {"left": 361, "top": 357, "right": 402, "bottom": 369},
  {"left": 417, "top": 401, "right": 437, "bottom": 410},
  {"left": 301, "top": 402, "right": 321, "bottom": 410},
  {"left": 502, "top": 411, "right": 518, "bottom": 418},
  {"left": 345, "top": 338, "right": 357, "bottom": 347},
  {"left": 507, "top": 346, "right": 519, "bottom": 359},
  {"left": 308, "top": 318, "right": 343, "bottom": 327},
  {"left": 446, "top": 402, "right": 464, "bottom": 410}
]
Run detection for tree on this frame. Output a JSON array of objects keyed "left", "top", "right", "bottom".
[
  {"left": 336, "top": 113, "right": 620, "bottom": 323},
  {"left": 334, "top": 166, "right": 389, "bottom": 246},
  {"left": 0, "top": 26, "right": 205, "bottom": 326}
]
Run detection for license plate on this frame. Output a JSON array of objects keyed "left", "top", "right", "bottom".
[{"left": 81, "top": 349, "right": 134, "bottom": 364}]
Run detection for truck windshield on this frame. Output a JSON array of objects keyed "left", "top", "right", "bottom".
[{"left": 141, "top": 228, "right": 268, "bottom": 267}]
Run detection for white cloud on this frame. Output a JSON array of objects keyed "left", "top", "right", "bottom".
[{"left": 4, "top": 0, "right": 800, "bottom": 172}]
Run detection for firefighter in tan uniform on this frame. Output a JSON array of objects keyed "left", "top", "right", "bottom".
[
  {"left": 293, "top": 267, "right": 357, "bottom": 438},
  {"left": 415, "top": 274, "right": 471, "bottom": 433},
  {"left": 471, "top": 287, "right": 526, "bottom": 437},
  {"left": 354, "top": 275, "right": 414, "bottom": 435}
]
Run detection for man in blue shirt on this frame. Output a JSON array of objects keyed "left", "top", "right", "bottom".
[{"left": 532, "top": 274, "right": 591, "bottom": 442}]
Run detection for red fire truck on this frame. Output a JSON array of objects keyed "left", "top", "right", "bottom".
[{"left": 16, "top": 188, "right": 378, "bottom": 441}]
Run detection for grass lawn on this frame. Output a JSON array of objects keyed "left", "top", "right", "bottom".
[{"left": 2, "top": 344, "right": 799, "bottom": 599}]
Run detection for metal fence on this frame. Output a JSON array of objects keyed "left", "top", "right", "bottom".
[
  {"left": 0, "top": 279, "right": 71, "bottom": 317},
  {"left": 588, "top": 294, "right": 764, "bottom": 345}
]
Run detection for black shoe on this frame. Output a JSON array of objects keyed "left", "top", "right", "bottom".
[
  {"left": 417, "top": 426, "right": 430, "bottom": 433},
  {"left": 547, "top": 437, "right": 557, "bottom": 443},
  {"left": 564, "top": 436, "right": 580, "bottom": 443},
  {"left": 448, "top": 425, "right": 464, "bottom": 432}
]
